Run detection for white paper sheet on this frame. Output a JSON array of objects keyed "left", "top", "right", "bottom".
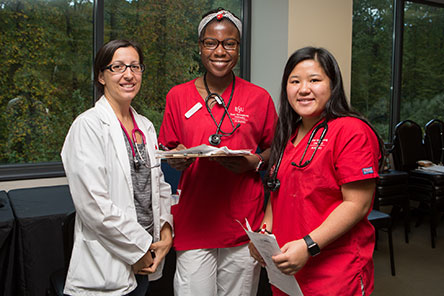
[
  {"left": 419, "top": 164, "right": 444, "bottom": 173},
  {"left": 155, "top": 144, "right": 252, "bottom": 158},
  {"left": 239, "top": 219, "right": 303, "bottom": 296}
]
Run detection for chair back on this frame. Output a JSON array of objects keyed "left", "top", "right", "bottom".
[
  {"left": 424, "top": 119, "right": 444, "bottom": 165},
  {"left": 392, "top": 120, "right": 427, "bottom": 171}
]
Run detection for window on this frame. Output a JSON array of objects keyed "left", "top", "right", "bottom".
[
  {"left": 351, "top": 0, "right": 394, "bottom": 141},
  {"left": 0, "top": 0, "right": 93, "bottom": 165},
  {"left": 351, "top": 0, "right": 444, "bottom": 141},
  {"left": 400, "top": 1, "right": 444, "bottom": 128},
  {"left": 0, "top": 0, "right": 247, "bottom": 180}
]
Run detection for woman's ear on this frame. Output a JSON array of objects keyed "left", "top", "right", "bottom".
[{"left": 98, "top": 71, "right": 105, "bottom": 86}]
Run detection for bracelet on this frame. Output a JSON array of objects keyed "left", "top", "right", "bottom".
[{"left": 254, "top": 153, "right": 264, "bottom": 172}]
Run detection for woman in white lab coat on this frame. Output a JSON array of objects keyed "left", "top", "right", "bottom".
[{"left": 61, "top": 39, "right": 173, "bottom": 296}]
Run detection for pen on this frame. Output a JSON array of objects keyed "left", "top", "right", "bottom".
[
  {"left": 260, "top": 223, "right": 267, "bottom": 234},
  {"left": 159, "top": 143, "right": 169, "bottom": 151}
]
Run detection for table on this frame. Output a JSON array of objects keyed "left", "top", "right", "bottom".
[
  {"left": 0, "top": 190, "right": 15, "bottom": 295},
  {"left": 8, "top": 185, "right": 74, "bottom": 296}
]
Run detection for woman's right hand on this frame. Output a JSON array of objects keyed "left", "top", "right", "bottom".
[
  {"left": 132, "top": 250, "right": 154, "bottom": 275},
  {"left": 166, "top": 144, "right": 195, "bottom": 171},
  {"left": 248, "top": 241, "right": 266, "bottom": 267}
]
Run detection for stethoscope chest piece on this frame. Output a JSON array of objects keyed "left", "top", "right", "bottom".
[
  {"left": 209, "top": 134, "right": 222, "bottom": 146},
  {"left": 267, "top": 178, "right": 281, "bottom": 192}
]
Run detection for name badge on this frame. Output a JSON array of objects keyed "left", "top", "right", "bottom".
[{"left": 185, "top": 102, "right": 202, "bottom": 119}]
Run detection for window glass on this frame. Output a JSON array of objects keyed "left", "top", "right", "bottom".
[
  {"left": 351, "top": 0, "right": 394, "bottom": 141},
  {"left": 103, "top": 0, "right": 243, "bottom": 132},
  {"left": 401, "top": 1, "right": 444, "bottom": 129},
  {"left": 0, "top": 0, "right": 93, "bottom": 164},
  {"left": 0, "top": 0, "right": 243, "bottom": 167}
]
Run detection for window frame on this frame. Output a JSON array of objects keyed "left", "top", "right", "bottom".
[
  {"left": 389, "top": 0, "right": 444, "bottom": 140},
  {"left": 0, "top": 0, "right": 252, "bottom": 181}
]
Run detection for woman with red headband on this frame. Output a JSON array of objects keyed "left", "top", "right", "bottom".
[{"left": 159, "top": 8, "right": 277, "bottom": 296}]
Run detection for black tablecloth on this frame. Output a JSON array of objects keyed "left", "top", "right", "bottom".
[
  {"left": 8, "top": 185, "right": 74, "bottom": 296},
  {"left": 0, "top": 190, "right": 15, "bottom": 295}
]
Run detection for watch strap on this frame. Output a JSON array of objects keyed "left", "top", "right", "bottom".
[{"left": 303, "top": 235, "right": 321, "bottom": 256}]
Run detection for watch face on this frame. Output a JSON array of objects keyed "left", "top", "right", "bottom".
[{"left": 309, "top": 243, "right": 321, "bottom": 256}]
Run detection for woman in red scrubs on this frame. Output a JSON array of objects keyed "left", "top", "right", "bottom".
[
  {"left": 159, "top": 8, "right": 277, "bottom": 296},
  {"left": 249, "top": 47, "right": 384, "bottom": 296}
]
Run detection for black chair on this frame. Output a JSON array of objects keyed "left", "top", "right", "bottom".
[
  {"left": 392, "top": 120, "right": 444, "bottom": 248},
  {"left": 375, "top": 169, "right": 410, "bottom": 243},
  {"left": 368, "top": 209, "right": 395, "bottom": 276},
  {"left": 49, "top": 211, "right": 76, "bottom": 296},
  {"left": 424, "top": 119, "right": 444, "bottom": 165}
]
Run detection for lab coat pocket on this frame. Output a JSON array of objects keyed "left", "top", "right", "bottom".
[{"left": 69, "top": 238, "right": 132, "bottom": 290}]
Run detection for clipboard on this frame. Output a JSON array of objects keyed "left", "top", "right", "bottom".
[
  {"left": 159, "top": 152, "right": 250, "bottom": 159},
  {"left": 156, "top": 144, "right": 252, "bottom": 159}
]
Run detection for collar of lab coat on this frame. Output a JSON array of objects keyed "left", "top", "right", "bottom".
[{"left": 94, "top": 96, "right": 155, "bottom": 189}]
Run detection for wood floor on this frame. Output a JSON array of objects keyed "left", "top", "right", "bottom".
[{"left": 372, "top": 208, "right": 444, "bottom": 295}]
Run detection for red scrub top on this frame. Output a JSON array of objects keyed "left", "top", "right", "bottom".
[
  {"left": 271, "top": 117, "right": 380, "bottom": 296},
  {"left": 158, "top": 77, "right": 277, "bottom": 251}
]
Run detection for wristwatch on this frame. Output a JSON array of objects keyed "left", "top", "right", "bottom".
[{"left": 303, "top": 235, "right": 321, "bottom": 257}]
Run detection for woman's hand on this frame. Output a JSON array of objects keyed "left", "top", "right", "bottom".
[
  {"left": 248, "top": 241, "right": 266, "bottom": 267},
  {"left": 211, "top": 154, "right": 257, "bottom": 174},
  {"left": 132, "top": 249, "right": 154, "bottom": 275},
  {"left": 166, "top": 144, "right": 195, "bottom": 171},
  {"left": 272, "top": 239, "right": 310, "bottom": 275},
  {"left": 137, "top": 223, "right": 173, "bottom": 274}
]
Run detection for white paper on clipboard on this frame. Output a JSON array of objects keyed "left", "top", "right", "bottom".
[{"left": 238, "top": 219, "right": 304, "bottom": 296}]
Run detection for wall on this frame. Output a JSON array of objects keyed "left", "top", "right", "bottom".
[
  {"left": 287, "top": 0, "right": 353, "bottom": 99},
  {"left": 250, "top": 0, "right": 289, "bottom": 109},
  {"left": 251, "top": 0, "right": 354, "bottom": 104}
]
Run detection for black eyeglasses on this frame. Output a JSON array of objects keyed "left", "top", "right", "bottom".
[
  {"left": 104, "top": 62, "right": 145, "bottom": 74},
  {"left": 200, "top": 38, "right": 240, "bottom": 51}
]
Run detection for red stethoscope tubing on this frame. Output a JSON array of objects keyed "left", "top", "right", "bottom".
[{"left": 118, "top": 110, "right": 146, "bottom": 159}]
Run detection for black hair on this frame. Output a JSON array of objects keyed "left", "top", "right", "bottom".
[
  {"left": 267, "top": 46, "right": 385, "bottom": 183},
  {"left": 199, "top": 7, "right": 241, "bottom": 40},
  {"left": 93, "top": 39, "right": 144, "bottom": 96}
]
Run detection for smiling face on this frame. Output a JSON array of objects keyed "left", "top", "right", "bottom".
[
  {"left": 98, "top": 46, "right": 142, "bottom": 106},
  {"left": 199, "top": 19, "right": 240, "bottom": 80},
  {"left": 286, "top": 59, "right": 331, "bottom": 125}
]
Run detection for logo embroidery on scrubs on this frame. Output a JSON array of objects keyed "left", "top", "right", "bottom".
[
  {"left": 231, "top": 105, "right": 249, "bottom": 124},
  {"left": 308, "top": 138, "right": 328, "bottom": 150},
  {"left": 362, "top": 167, "right": 374, "bottom": 175}
]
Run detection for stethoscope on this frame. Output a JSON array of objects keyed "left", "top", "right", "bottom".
[
  {"left": 267, "top": 120, "right": 328, "bottom": 192},
  {"left": 119, "top": 111, "right": 160, "bottom": 170},
  {"left": 204, "top": 72, "right": 240, "bottom": 146}
]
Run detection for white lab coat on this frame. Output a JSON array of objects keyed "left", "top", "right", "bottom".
[{"left": 61, "top": 96, "right": 173, "bottom": 296}]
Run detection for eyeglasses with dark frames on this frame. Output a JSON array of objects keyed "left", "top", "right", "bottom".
[
  {"left": 200, "top": 38, "right": 240, "bottom": 51},
  {"left": 104, "top": 62, "right": 145, "bottom": 74}
]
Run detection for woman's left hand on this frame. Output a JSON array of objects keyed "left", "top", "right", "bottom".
[
  {"left": 272, "top": 239, "right": 310, "bottom": 275},
  {"left": 137, "top": 223, "right": 173, "bottom": 274},
  {"left": 211, "top": 155, "right": 257, "bottom": 174}
]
